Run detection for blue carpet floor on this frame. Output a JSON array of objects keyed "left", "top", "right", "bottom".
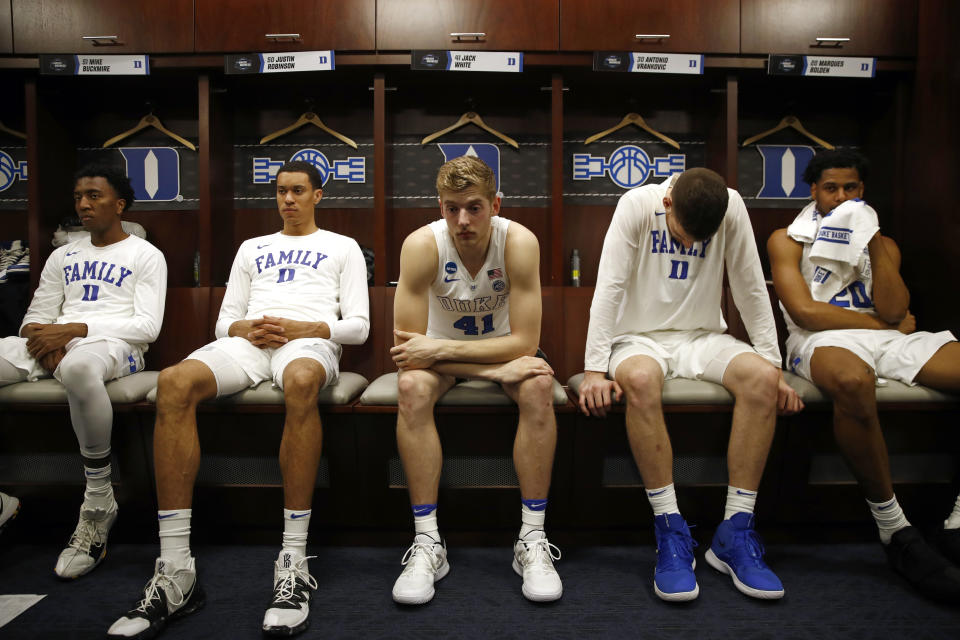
[{"left": 0, "top": 542, "right": 958, "bottom": 639}]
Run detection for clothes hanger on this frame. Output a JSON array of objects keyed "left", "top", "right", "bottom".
[
  {"left": 420, "top": 111, "right": 519, "bottom": 149},
  {"left": 741, "top": 115, "right": 834, "bottom": 149},
  {"left": 0, "top": 119, "right": 26, "bottom": 141},
  {"left": 584, "top": 112, "right": 680, "bottom": 150},
  {"left": 102, "top": 112, "right": 197, "bottom": 150},
  {"left": 259, "top": 112, "right": 358, "bottom": 148}
]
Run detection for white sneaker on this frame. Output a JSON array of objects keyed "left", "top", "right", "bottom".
[
  {"left": 391, "top": 535, "right": 449, "bottom": 604},
  {"left": 263, "top": 551, "right": 317, "bottom": 636},
  {"left": 108, "top": 557, "right": 205, "bottom": 638},
  {"left": 54, "top": 501, "right": 118, "bottom": 578},
  {"left": 512, "top": 531, "right": 563, "bottom": 602},
  {"left": 0, "top": 492, "right": 20, "bottom": 532}
]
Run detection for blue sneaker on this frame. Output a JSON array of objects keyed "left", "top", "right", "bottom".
[
  {"left": 653, "top": 513, "right": 699, "bottom": 601},
  {"left": 705, "top": 512, "right": 784, "bottom": 599}
]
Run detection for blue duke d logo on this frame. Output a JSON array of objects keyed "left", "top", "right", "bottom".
[{"left": 119, "top": 147, "right": 181, "bottom": 201}]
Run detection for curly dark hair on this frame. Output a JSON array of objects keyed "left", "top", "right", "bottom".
[
  {"left": 74, "top": 164, "right": 136, "bottom": 211},
  {"left": 802, "top": 149, "right": 869, "bottom": 185}
]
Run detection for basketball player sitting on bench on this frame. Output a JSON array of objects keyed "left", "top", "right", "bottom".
[
  {"left": 389, "top": 155, "right": 563, "bottom": 605},
  {"left": 579, "top": 168, "right": 802, "bottom": 602},
  {"left": 108, "top": 160, "right": 370, "bottom": 638},
  {"left": 768, "top": 149, "right": 960, "bottom": 602},
  {"left": 0, "top": 165, "right": 167, "bottom": 579}
]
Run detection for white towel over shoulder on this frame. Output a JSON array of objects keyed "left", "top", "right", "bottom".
[{"left": 786, "top": 199, "right": 878, "bottom": 302}]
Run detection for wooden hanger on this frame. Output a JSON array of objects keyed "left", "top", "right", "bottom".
[
  {"left": 741, "top": 115, "right": 834, "bottom": 149},
  {"left": 259, "top": 112, "right": 358, "bottom": 148},
  {"left": 0, "top": 119, "right": 26, "bottom": 141},
  {"left": 421, "top": 111, "right": 519, "bottom": 149},
  {"left": 103, "top": 113, "right": 196, "bottom": 150},
  {"left": 585, "top": 112, "right": 680, "bottom": 150}
]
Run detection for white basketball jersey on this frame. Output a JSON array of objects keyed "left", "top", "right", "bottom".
[
  {"left": 426, "top": 217, "right": 512, "bottom": 340},
  {"left": 782, "top": 240, "right": 875, "bottom": 338}
]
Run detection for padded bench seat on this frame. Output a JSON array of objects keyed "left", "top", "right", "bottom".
[
  {"left": 144, "top": 371, "right": 369, "bottom": 406},
  {"left": 0, "top": 371, "right": 160, "bottom": 405},
  {"left": 358, "top": 372, "right": 569, "bottom": 406},
  {"left": 566, "top": 372, "right": 958, "bottom": 406}
]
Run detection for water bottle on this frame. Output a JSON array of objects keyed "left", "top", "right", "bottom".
[{"left": 571, "top": 249, "right": 581, "bottom": 287}]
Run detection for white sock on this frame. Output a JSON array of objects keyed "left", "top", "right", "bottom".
[
  {"left": 158, "top": 509, "right": 192, "bottom": 568},
  {"left": 412, "top": 503, "right": 440, "bottom": 543},
  {"left": 867, "top": 496, "right": 910, "bottom": 544},
  {"left": 724, "top": 486, "right": 757, "bottom": 520},
  {"left": 282, "top": 509, "right": 311, "bottom": 558},
  {"left": 519, "top": 499, "right": 547, "bottom": 538},
  {"left": 82, "top": 462, "right": 114, "bottom": 509},
  {"left": 646, "top": 483, "right": 679, "bottom": 516},
  {"left": 944, "top": 494, "right": 960, "bottom": 529}
]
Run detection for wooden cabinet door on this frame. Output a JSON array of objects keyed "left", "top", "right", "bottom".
[
  {"left": 0, "top": 1, "right": 11, "bottom": 54},
  {"left": 12, "top": 0, "right": 193, "bottom": 53},
  {"left": 196, "top": 0, "right": 375, "bottom": 53},
  {"left": 377, "top": 0, "right": 558, "bottom": 51},
  {"left": 560, "top": 0, "right": 739, "bottom": 53},
  {"left": 741, "top": 0, "right": 918, "bottom": 56}
]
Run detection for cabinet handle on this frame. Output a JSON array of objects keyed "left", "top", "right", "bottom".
[
  {"left": 450, "top": 32, "right": 486, "bottom": 40},
  {"left": 815, "top": 37, "right": 850, "bottom": 44},
  {"left": 81, "top": 35, "right": 120, "bottom": 43},
  {"left": 265, "top": 33, "right": 301, "bottom": 39},
  {"left": 635, "top": 34, "right": 670, "bottom": 39}
]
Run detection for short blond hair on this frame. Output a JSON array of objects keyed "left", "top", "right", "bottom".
[{"left": 435, "top": 155, "right": 497, "bottom": 202}]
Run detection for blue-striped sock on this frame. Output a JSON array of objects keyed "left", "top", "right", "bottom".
[
  {"left": 520, "top": 498, "right": 547, "bottom": 538},
  {"left": 412, "top": 503, "right": 439, "bottom": 543}
]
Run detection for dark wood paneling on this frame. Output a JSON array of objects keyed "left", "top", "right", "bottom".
[
  {"left": 560, "top": 0, "right": 739, "bottom": 53},
  {"left": 563, "top": 205, "right": 613, "bottom": 288},
  {"left": 550, "top": 73, "right": 564, "bottom": 286},
  {"left": 377, "top": 0, "right": 558, "bottom": 51},
  {"left": 123, "top": 210, "right": 198, "bottom": 289},
  {"left": 0, "top": 213, "right": 28, "bottom": 242},
  {"left": 12, "top": 0, "right": 193, "bottom": 54},
  {"left": 741, "top": 0, "right": 918, "bottom": 57},
  {"left": 0, "top": 1, "right": 12, "bottom": 53},
  {"left": 146, "top": 286, "right": 211, "bottom": 370},
  {"left": 562, "top": 287, "right": 592, "bottom": 379},
  {"left": 340, "top": 286, "right": 382, "bottom": 382},
  {"left": 195, "top": 0, "right": 374, "bottom": 53}
]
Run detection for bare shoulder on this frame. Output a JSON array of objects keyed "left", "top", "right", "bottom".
[
  {"left": 505, "top": 220, "right": 540, "bottom": 251},
  {"left": 399, "top": 226, "right": 438, "bottom": 284},
  {"left": 767, "top": 228, "right": 800, "bottom": 256}
]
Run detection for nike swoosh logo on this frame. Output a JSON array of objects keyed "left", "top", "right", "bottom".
[
  {"left": 736, "top": 490, "right": 756, "bottom": 496},
  {"left": 290, "top": 513, "right": 310, "bottom": 519},
  {"left": 444, "top": 276, "right": 459, "bottom": 283},
  {"left": 877, "top": 503, "right": 895, "bottom": 511},
  {"left": 158, "top": 513, "right": 178, "bottom": 519},
  {"left": 647, "top": 489, "right": 668, "bottom": 496},
  {"left": 257, "top": 244, "right": 272, "bottom": 249},
  {"left": 66, "top": 251, "right": 80, "bottom": 256},
  {"left": 655, "top": 211, "right": 666, "bottom": 216}
]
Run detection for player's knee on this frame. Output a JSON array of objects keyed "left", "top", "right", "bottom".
[
  {"left": 58, "top": 357, "right": 105, "bottom": 393},
  {"left": 397, "top": 371, "right": 438, "bottom": 415},
  {"left": 620, "top": 368, "right": 662, "bottom": 408},
  {"left": 517, "top": 373, "right": 554, "bottom": 408},
  {"left": 157, "top": 365, "right": 201, "bottom": 407},
  {"left": 823, "top": 367, "right": 874, "bottom": 400},
  {"left": 283, "top": 364, "right": 323, "bottom": 404},
  {"left": 734, "top": 363, "right": 779, "bottom": 404}
]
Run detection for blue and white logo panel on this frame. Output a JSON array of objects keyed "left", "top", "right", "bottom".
[
  {"left": 755, "top": 144, "right": 816, "bottom": 199},
  {"left": 119, "top": 147, "right": 181, "bottom": 201},
  {"left": 437, "top": 143, "right": 501, "bottom": 192},
  {"left": 573, "top": 145, "right": 685, "bottom": 189},
  {"left": 0, "top": 150, "right": 28, "bottom": 193},
  {"left": 251, "top": 148, "right": 366, "bottom": 186}
]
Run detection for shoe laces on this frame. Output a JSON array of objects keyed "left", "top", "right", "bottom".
[
  {"left": 273, "top": 555, "right": 318, "bottom": 603},
  {"left": 732, "top": 528, "right": 768, "bottom": 569},
  {"left": 135, "top": 569, "right": 186, "bottom": 614},
  {"left": 518, "top": 536, "right": 561, "bottom": 572},
  {"left": 400, "top": 541, "right": 443, "bottom": 577},
  {"left": 67, "top": 511, "right": 105, "bottom": 552},
  {"left": 658, "top": 528, "right": 698, "bottom": 572}
]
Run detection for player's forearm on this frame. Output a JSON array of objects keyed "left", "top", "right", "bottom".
[
  {"left": 428, "top": 361, "right": 502, "bottom": 380},
  {"left": 792, "top": 300, "right": 889, "bottom": 332},
  {"left": 867, "top": 237, "right": 909, "bottom": 323},
  {"left": 432, "top": 334, "right": 536, "bottom": 364}
]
